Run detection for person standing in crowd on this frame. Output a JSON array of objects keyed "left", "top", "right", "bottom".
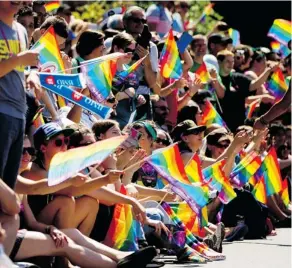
[
  {"left": 190, "top": 34, "right": 207, "bottom": 72},
  {"left": 0, "top": 1, "right": 40, "bottom": 190}
]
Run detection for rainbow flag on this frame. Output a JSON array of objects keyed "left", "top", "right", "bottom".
[
  {"left": 267, "top": 68, "right": 289, "bottom": 100},
  {"left": 45, "top": 1, "right": 61, "bottom": 12},
  {"left": 270, "top": 41, "right": 290, "bottom": 57},
  {"left": 245, "top": 99, "right": 260, "bottom": 119},
  {"left": 230, "top": 151, "right": 262, "bottom": 187},
  {"left": 200, "top": 100, "right": 227, "bottom": 128},
  {"left": 118, "top": 55, "right": 147, "bottom": 79},
  {"left": 200, "top": 3, "right": 215, "bottom": 22},
  {"left": 104, "top": 185, "right": 139, "bottom": 251},
  {"left": 31, "top": 25, "right": 67, "bottom": 108},
  {"left": 261, "top": 147, "right": 282, "bottom": 196},
  {"left": 147, "top": 144, "right": 209, "bottom": 212},
  {"left": 48, "top": 135, "right": 127, "bottom": 186},
  {"left": 280, "top": 177, "right": 290, "bottom": 208},
  {"left": 185, "top": 154, "right": 204, "bottom": 183},
  {"left": 252, "top": 175, "right": 267, "bottom": 204},
  {"left": 81, "top": 59, "right": 118, "bottom": 103},
  {"left": 268, "top": 19, "right": 292, "bottom": 45},
  {"left": 32, "top": 105, "right": 45, "bottom": 129},
  {"left": 195, "top": 63, "right": 209, "bottom": 83},
  {"left": 159, "top": 29, "right": 183, "bottom": 79},
  {"left": 228, "top": 28, "right": 241, "bottom": 46}
]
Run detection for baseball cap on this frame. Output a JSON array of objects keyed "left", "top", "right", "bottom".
[
  {"left": 206, "top": 128, "right": 232, "bottom": 146},
  {"left": 172, "top": 120, "right": 206, "bottom": 142},
  {"left": 208, "top": 34, "right": 233, "bottom": 45},
  {"left": 33, "top": 122, "right": 74, "bottom": 150}
]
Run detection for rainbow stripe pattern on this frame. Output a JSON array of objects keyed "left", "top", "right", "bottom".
[
  {"left": 147, "top": 144, "right": 209, "bottom": 211},
  {"left": 159, "top": 29, "right": 183, "bottom": 79},
  {"left": 104, "top": 185, "right": 139, "bottom": 251},
  {"left": 48, "top": 135, "right": 127, "bottom": 186},
  {"left": 81, "top": 59, "right": 118, "bottom": 102},
  {"left": 200, "top": 3, "right": 215, "bottom": 22},
  {"left": 185, "top": 154, "right": 204, "bottom": 183},
  {"left": 261, "top": 147, "right": 283, "bottom": 196},
  {"left": 228, "top": 28, "right": 241, "bottom": 46},
  {"left": 280, "top": 177, "right": 290, "bottom": 208},
  {"left": 45, "top": 1, "right": 61, "bottom": 12},
  {"left": 267, "top": 68, "right": 289, "bottom": 100},
  {"left": 268, "top": 19, "right": 292, "bottom": 45},
  {"left": 200, "top": 100, "right": 227, "bottom": 128},
  {"left": 245, "top": 99, "right": 260, "bottom": 119},
  {"left": 118, "top": 55, "right": 147, "bottom": 79},
  {"left": 252, "top": 175, "right": 267, "bottom": 204},
  {"left": 32, "top": 105, "right": 45, "bottom": 129},
  {"left": 230, "top": 151, "right": 262, "bottom": 187},
  {"left": 195, "top": 63, "right": 210, "bottom": 83},
  {"left": 271, "top": 41, "right": 290, "bottom": 57}
]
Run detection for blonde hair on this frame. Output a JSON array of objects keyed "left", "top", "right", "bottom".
[{"left": 217, "top": 50, "right": 234, "bottom": 61}]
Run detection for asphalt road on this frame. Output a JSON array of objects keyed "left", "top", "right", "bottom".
[{"left": 162, "top": 228, "right": 291, "bottom": 268}]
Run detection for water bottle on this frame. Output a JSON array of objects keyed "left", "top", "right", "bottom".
[{"left": 0, "top": 244, "right": 15, "bottom": 268}]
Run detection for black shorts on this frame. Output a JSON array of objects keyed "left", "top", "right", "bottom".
[{"left": 9, "top": 229, "right": 27, "bottom": 261}]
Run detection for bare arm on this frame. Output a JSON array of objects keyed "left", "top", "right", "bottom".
[
  {"left": 0, "top": 55, "right": 20, "bottom": 78},
  {"left": 0, "top": 179, "right": 20, "bottom": 215}
]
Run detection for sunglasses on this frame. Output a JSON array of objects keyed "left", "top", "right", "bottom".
[
  {"left": 129, "top": 17, "right": 147, "bottom": 24},
  {"left": 124, "top": 47, "right": 135, "bottom": 53},
  {"left": 53, "top": 137, "right": 70, "bottom": 147},
  {"left": 22, "top": 147, "right": 35, "bottom": 156},
  {"left": 155, "top": 138, "right": 170, "bottom": 146},
  {"left": 216, "top": 143, "right": 230, "bottom": 149},
  {"left": 107, "top": 97, "right": 116, "bottom": 104}
]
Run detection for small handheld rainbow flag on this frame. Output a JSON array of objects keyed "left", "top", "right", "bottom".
[
  {"left": 261, "top": 147, "right": 283, "bottom": 196},
  {"left": 118, "top": 54, "right": 147, "bottom": 79},
  {"left": 252, "top": 175, "right": 267, "bottom": 204},
  {"left": 270, "top": 41, "right": 290, "bottom": 57},
  {"left": 32, "top": 105, "right": 45, "bottom": 129},
  {"left": 199, "top": 3, "right": 215, "bottom": 23},
  {"left": 200, "top": 100, "right": 227, "bottom": 128},
  {"left": 104, "top": 185, "right": 139, "bottom": 251},
  {"left": 268, "top": 19, "right": 292, "bottom": 45},
  {"left": 267, "top": 68, "right": 289, "bottom": 100},
  {"left": 280, "top": 177, "right": 290, "bottom": 208},
  {"left": 48, "top": 135, "right": 127, "bottom": 186},
  {"left": 159, "top": 29, "right": 183, "bottom": 79},
  {"left": 81, "top": 59, "right": 118, "bottom": 103},
  {"left": 245, "top": 99, "right": 261, "bottom": 119},
  {"left": 195, "top": 63, "right": 210, "bottom": 83},
  {"left": 228, "top": 28, "right": 241, "bottom": 46},
  {"left": 45, "top": 1, "right": 61, "bottom": 12},
  {"left": 31, "top": 25, "right": 67, "bottom": 108}
]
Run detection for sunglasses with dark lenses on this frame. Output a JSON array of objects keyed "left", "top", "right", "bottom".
[
  {"left": 129, "top": 17, "right": 147, "bottom": 24},
  {"left": 155, "top": 138, "right": 171, "bottom": 146},
  {"left": 124, "top": 47, "right": 135, "bottom": 53},
  {"left": 107, "top": 97, "right": 116, "bottom": 104},
  {"left": 216, "top": 143, "right": 230, "bottom": 149},
  {"left": 54, "top": 137, "right": 70, "bottom": 147},
  {"left": 22, "top": 147, "right": 35, "bottom": 156}
]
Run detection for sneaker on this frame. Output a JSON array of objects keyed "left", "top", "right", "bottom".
[
  {"left": 214, "top": 222, "right": 225, "bottom": 253},
  {"left": 225, "top": 223, "right": 249, "bottom": 242}
]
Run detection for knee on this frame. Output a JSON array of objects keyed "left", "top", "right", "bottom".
[{"left": 1, "top": 213, "right": 19, "bottom": 233}]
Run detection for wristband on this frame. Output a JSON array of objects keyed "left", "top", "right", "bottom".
[{"left": 45, "top": 225, "right": 51, "bottom": 234}]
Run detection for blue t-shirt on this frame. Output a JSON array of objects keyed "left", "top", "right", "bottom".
[{"left": 0, "top": 21, "right": 28, "bottom": 119}]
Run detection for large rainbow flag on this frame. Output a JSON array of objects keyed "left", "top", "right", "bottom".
[
  {"left": 48, "top": 135, "right": 127, "bottom": 186},
  {"left": 31, "top": 25, "right": 66, "bottom": 108},
  {"left": 230, "top": 151, "right": 262, "bottom": 187},
  {"left": 200, "top": 100, "right": 227, "bottom": 128},
  {"left": 81, "top": 59, "right": 118, "bottom": 103},
  {"left": 267, "top": 68, "right": 289, "bottom": 100},
  {"left": 104, "top": 185, "right": 139, "bottom": 251},
  {"left": 185, "top": 154, "right": 204, "bottom": 183},
  {"left": 268, "top": 19, "right": 292, "bottom": 45},
  {"left": 195, "top": 63, "right": 210, "bottom": 83},
  {"left": 45, "top": 1, "right": 61, "bottom": 12},
  {"left": 147, "top": 144, "right": 209, "bottom": 213},
  {"left": 159, "top": 29, "right": 183, "bottom": 79},
  {"left": 261, "top": 147, "right": 283, "bottom": 196}
]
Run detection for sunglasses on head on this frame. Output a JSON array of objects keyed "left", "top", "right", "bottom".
[
  {"left": 22, "top": 147, "right": 35, "bottom": 156},
  {"left": 53, "top": 137, "right": 70, "bottom": 147},
  {"left": 129, "top": 17, "right": 147, "bottom": 24},
  {"left": 155, "top": 138, "right": 170, "bottom": 146}
]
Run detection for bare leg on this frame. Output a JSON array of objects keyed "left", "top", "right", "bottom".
[
  {"left": 267, "top": 195, "right": 288, "bottom": 220},
  {"left": 14, "top": 231, "right": 117, "bottom": 268},
  {"left": 62, "top": 229, "right": 131, "bottom": 262},
  {"left": 74, "top": 196, "right": 99, "bottom": 236},
  {"left": 0, "top": 213, "right": 19, "bottom": 255},
  {"left": 37, "top": 196, "right": 76, "bottom": 229}
]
